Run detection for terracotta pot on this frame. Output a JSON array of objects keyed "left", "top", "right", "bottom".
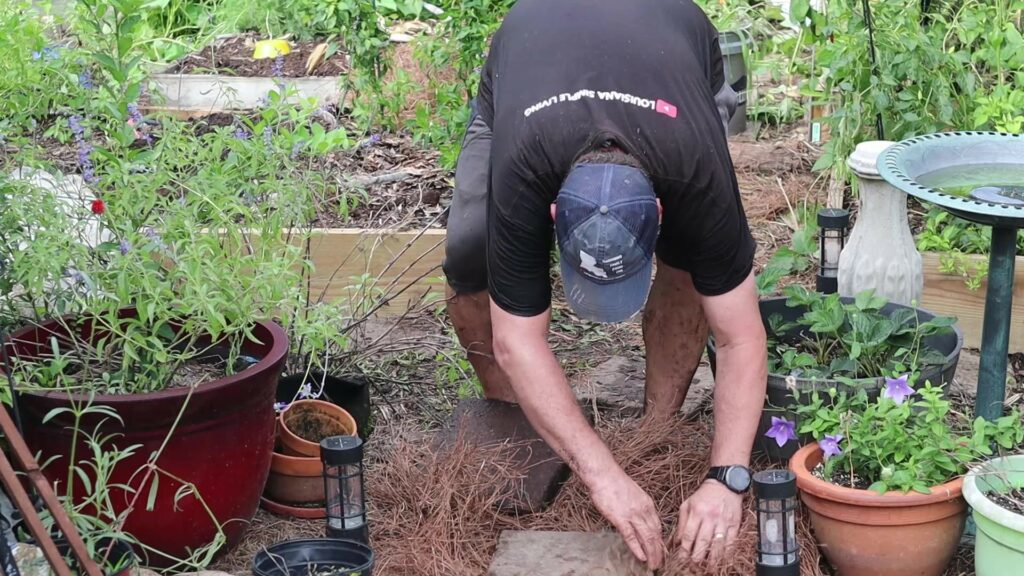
[
  {"left": 6, "top": 308, "right": 288, "bottom": 568},
  {"left": 279, "top": 399, "right": 357, "bottom": 457},
  {"left": 264, "top": 447, "right": 325, "bottom": 505},
  {"left": 790, "top": 443, "right": 966, "bottom": 576},
  {"left": 260, "top": 496, "right": 326, "bottom": 520}
]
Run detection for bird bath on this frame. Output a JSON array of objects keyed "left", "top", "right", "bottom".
[{"left": 879, "top": 132, "right": 1024, "bottom": 421}]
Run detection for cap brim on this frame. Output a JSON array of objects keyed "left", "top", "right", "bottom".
[{"left": 560, "top": 255, "right": 653, "bottom": 323}]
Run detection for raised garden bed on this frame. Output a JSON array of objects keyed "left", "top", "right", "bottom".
[
  {"left": 146, "top": 35, "right": 349, "bottom": 118},
  {"left": 921, "top": 251, "right": 1024, "bottom": 353}
]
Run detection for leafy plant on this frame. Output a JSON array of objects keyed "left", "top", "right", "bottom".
[
  {"left": 767, "top": 286, "right": 956, "bottom": 379},
  {"left": 798, "top": 0, "right": 1024, "bottom": 184},
  {"left": 791, "top": 378, "right": 1024, "bottom": 494}
]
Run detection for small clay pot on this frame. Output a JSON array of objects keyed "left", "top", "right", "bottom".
[
  {"left": 279, "top": 399, "right": 357, "bottom": 457},
  {"left": 790, "top": 443, "right": 967, "bottom": 576},
  {"left": 264, "top": 448, "right": 325, "bottom": 506}
]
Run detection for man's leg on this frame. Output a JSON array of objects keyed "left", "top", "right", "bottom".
[
  {"left": 442, "top": 110, "right": 516, "bottom": 403},
  {"left": 641, "top": 258, "right": 709, "bottom": 421}
]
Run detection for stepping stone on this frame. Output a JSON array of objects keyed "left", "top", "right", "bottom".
[
  {"left": 488, "top": 530, "right": 650, "bottom": 576},
  {"left": 436, "top": 399, "right": 582, "bottom": 514}
]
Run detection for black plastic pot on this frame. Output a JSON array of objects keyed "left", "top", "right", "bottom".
[
  {"left": 278, "top": 372, "right": 372, "bottom": 440},
  {"left": 706, "top": 296, "right": 963, "bottom": 462},
  {"left": 252, "top": 538, "right": 374, "bottom": 576}
]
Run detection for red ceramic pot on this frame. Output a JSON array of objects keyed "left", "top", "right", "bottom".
[{"left": 5, "top": 309, "right": 287, "bottom": 567}]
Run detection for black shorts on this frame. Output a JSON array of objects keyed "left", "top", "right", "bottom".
[{"left": 442, "top": 106, "right": 492, "bottom": 294}]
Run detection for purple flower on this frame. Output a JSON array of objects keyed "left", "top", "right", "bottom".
[
  {"left": 69, "top": 115, "right": 97, "bottom": 184},
  {"left": 290, "top": 140, "right": 305, "bottom": 159},
  {"left": 143, "top": 227, "right": 168, "bottom": 251},
  {"left": 118, "top": 238, "right": 131, "bottom": 255},
  {"left": 234, "top": 128, "right": 250, "bottom": 140},
  {"left": 126, "top": 102, "right": 152, "bottom": 144},
  {"left": 78, "top": 68, "right": 94, "bottom": 89},
  {"left": 271, "top": 55, "right": 284, "bottom": 78},
  {"left": 273, "top": 402, "right": 288, "bottom": 412},
  {"left": 127, "top": 103, "right": 143, "bottom": 124},
  {"left": 883, "top": 374, "right": 915, "bottom": 405},
  {"left": 359, "top": 133, "right": 382, "bottom": 148},
  {"left": 764, "top": 416, "right": 797, "bottom": 448},
  {"left": 32, "top": 47, "right": 57, "bottom": 61},
  {"left": 298, "top": 382, "right": 313, "bottom": 399},
  {"left": 262, "top": 125, "right": 273, "bottom": 149},
  {"left": 819, "top": 434, "right": 843, "bottom": 459},
  {"left": 68, "top": 115, "right": 84, "bottom": 138}
]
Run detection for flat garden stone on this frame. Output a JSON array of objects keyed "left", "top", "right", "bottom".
[
  {"left": 573, "top": 356, "right": 714, "bottom": 420},
  {"left": 487, "top": 531, "right": 650, "bottom": 576},
  {"left": 436, "top": 399, "right": 578, "bottom": 514}
]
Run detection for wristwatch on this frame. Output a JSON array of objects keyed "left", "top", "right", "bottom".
[{"left": 705, "top": 465, "right": 752, "bottom": 494}]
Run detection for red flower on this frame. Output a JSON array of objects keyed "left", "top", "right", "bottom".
[{"left": 91, "top": 198, "right": 105, "bottom": 215}]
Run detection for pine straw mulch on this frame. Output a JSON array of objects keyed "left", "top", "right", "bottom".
[{"left": 214, "top": 411, "right": 827, "bottom": 576}]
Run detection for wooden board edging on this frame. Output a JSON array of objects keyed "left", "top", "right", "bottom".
[
  {"left": 921, "top": 251, "right": 1024, "bottom": 352},
  {"left": 305, "top": 228, "right": 447, "bottom": 316}
]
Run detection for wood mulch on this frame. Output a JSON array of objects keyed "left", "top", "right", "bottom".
[{"left": 167, "top": 33, "right": 349, "bottom": 77}]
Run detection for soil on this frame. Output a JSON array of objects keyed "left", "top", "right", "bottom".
[
  {"left": 987, "top": 487, "right": 1024, "bottom": 515},
  {"left": 168, "top": 359, "right": 229, "bottom": 389},
  {"left": 313, "top": 132, "right": 450, "bottom": 229},
  {"left": 169, "top": 34, "right": 349, "bottom": 77},
  {"left": 813, "top": 463, "right": 872, "bottom": 490},
  {"left": 285, "top": 406, "right": 350, "bottom": 443}
]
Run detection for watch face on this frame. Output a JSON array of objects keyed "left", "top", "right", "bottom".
[{"left": 726, "top": 466, "right": 751, "bottom": 491}]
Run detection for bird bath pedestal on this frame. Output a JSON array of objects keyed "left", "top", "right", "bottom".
[{"left": 879, "top": 132, "right": 1024, "bottom": 421}]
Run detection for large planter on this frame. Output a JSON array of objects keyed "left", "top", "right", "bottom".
[
  {"left": 790, "top": 444, "right": 967, "bottom": 576},
  {"left": 963, "top": 454, "right": 1024, "bottom": 576},
  {"left": 5, "top": 309, "right": 288, "bottom": 567},
  {"left": 707, "top": 296, "right": 963, "bottom": 461}
]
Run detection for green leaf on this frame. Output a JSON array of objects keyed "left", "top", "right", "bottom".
[
  {"left": 868, "top": 481, "right": 889, "bottom": 494},
  {"left": 146, "top": 473, "right": 159, "bottom": 512},
  {"left": 790, "top": 0, "right": 811, "bottom": 23}
]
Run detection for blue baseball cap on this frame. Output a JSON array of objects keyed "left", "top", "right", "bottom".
[{"left": 555, "top": 163, "right": 659, "bottom": 323}]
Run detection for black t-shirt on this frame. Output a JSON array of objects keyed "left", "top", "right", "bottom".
[{"left": 480, "top": 0, "right": 756, "bottom": 317}]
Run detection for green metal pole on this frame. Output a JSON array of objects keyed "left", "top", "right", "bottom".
[{"left": 976, "top": 226, "right": 1018, "bottom": 421}]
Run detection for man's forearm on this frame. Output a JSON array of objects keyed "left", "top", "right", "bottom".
[
  {"left": 494, "top": 336, "right": 619, "bottom": 486},
  {"left": 709, "top": 339, "right": 767, "bottom": 467}
]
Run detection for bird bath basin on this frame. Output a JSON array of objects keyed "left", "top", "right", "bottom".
[{"left": 879, "top": 131, "right": 1024, "bottom": 420}]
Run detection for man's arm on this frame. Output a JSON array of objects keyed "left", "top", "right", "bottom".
[
  {"left": 674, "top": 271, "right": 767, "bottom": 563},
  {"left": 489, "top": 302, "right": 664, "bottom": 570}
]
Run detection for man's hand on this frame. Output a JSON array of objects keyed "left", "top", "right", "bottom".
[
  {"left": 590, "top": 472, "right": 664, "bottom": 571},
  {"left": 674, "top": 480, "right": 743, "bottom": 565}
]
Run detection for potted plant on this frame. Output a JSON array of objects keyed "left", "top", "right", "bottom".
[
  {"left": 785, "top": 379, "right": 1024, "bottom": 576},
  {"left": 707, "top": 286, "right": 963, "bottom": 460},
  {"left": 0, "top": 103, "right": 313, "bottom": 568},
  {"left": 963, "top": 453, "right": 1024, "bottom": 575}
]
